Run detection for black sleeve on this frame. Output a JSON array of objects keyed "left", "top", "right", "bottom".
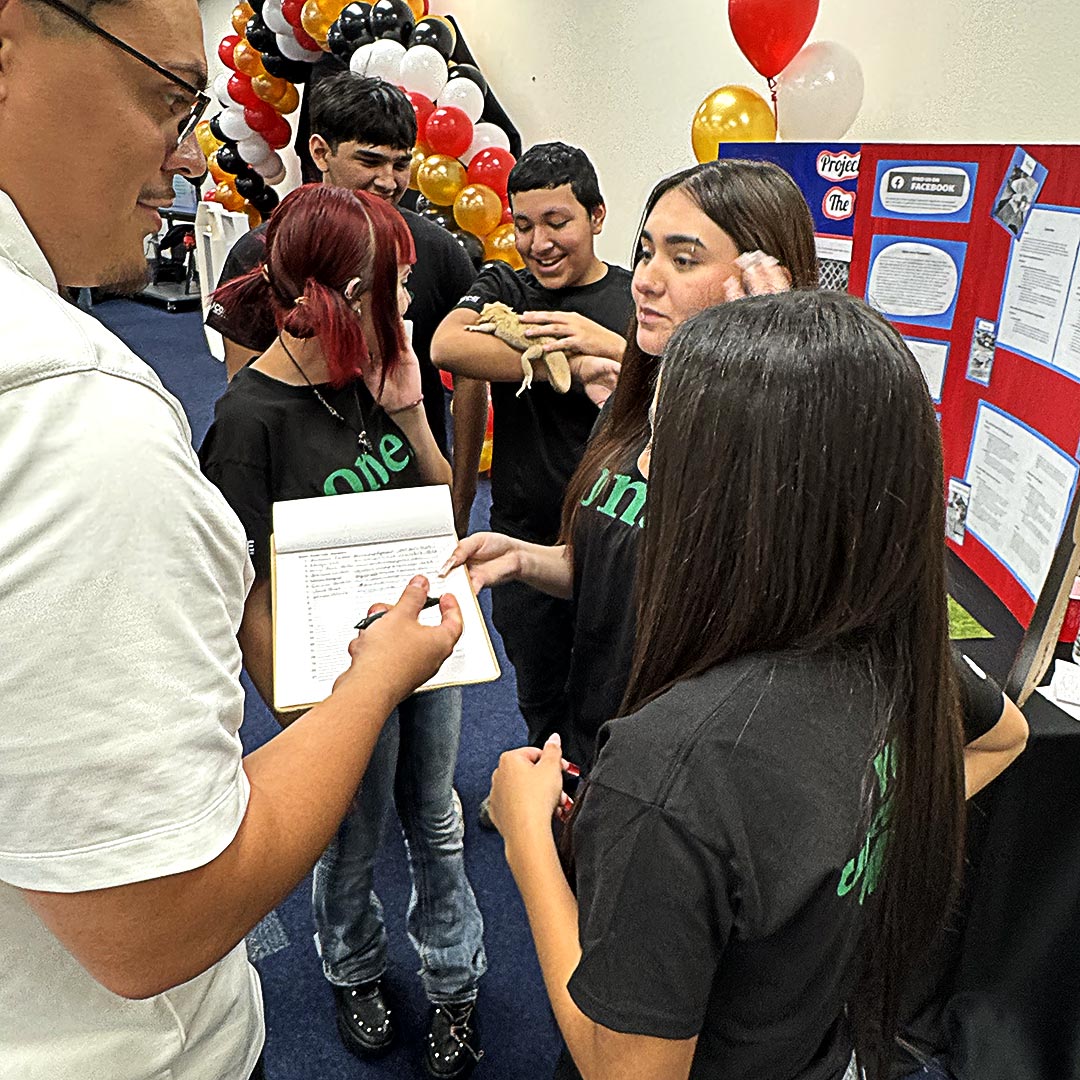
[
  {"left": 567, "top": 778, "right": 733, "bottom": 1039},
  {"left": 437, "top": 227, "right": 479, "bottom": 313},
  {"left": 453, "top": 260, "right": 529, "bottom": 313},
  {"left": 953, "top": 648, "right": 1006, "bottom": 743},
  {"left": 205, "top": 228, "right": 276, "bottom": 351},
  {"left": 198, "top": 400, "right": 275, "bottom": 579}
]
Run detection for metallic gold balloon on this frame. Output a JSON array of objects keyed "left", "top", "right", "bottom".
[
  {"left": 691, "top": 85, "right": 776, "bottom": 162},
  {"left": 252, "top": 72, "right": 289, "bottom": 105},
  {"left": 195, "top": 120, "right": 223, "bottom": 158},
  {"left": 208, "top": 152, "right": 236, "bottom": 185},
  {"left": 417, "top": 154, "right": 467, "bottom": 207},
  {"left": 408, "top": 145, "right": 426, "bottom": 191},
  {"left": 301, "top": 0, "right": 334, "bottom": 46},
  {"left": 273, "top": 84, "right": 301, "bottom": 115},
  {"left": 483, "top": 222, "right": 523, "bottom": 269},
  {"left": 216, "top": 181, "right": 246, "bottom": 212},
  {"left": 232, "top": 39, "right": 266, "bottom": 77},
  {"left": 231, "top": 1, "right": 255, "bottom": 36},
  {"left": 245, "top": 204, "right": 263, "bottom": 228},
  {"left": 454, "top": 183, "right": 502, "bottom": 238},
  {"left": 406, "top": 0, "right": 428, "bottom": 18}
]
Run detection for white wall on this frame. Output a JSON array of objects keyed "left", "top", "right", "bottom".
[{"left": 199, "top": 0, "right": 1080, "bottom": 263}]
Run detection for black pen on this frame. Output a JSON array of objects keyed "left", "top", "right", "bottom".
[{"left": 355, "top": 595, "right": 441, "bottom": 631}]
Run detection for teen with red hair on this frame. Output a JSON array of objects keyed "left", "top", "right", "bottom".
[{"left": 200, "top": 183, "right": 486, "bottom": 1077}]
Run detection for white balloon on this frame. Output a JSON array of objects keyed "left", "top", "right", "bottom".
[
  {"left": 262, "top": 0, "right": 291, "bottom": 35},
  {"left": 775, "top": 41, "right": 864, "bottom": 140},
  {"left": 276, "top": 30, "right": 321, "bottom": 62},
  {"left": 218, "top": 106, "right": 254, "bottom": 142},
  {"left": 238, "top": 133, "right": 273, "bottom": 165},
  {"left": 400, "top": 44, "right": 449, "bottom": 102},
  {"left": 213, "top": 72, "right": 233, "bottom": 108},
  {"left": 351, "top": 39, "right": 406, "bottom": 84},
  {"left": 437, "top": 77, "right": 484, "bottom": 123},
  {"left": 264, "top": 165, "right": 288, "bottom": 186},
  {"left": 461, "top": 122, "right": 510, "bottom": 166},
  {"left": 254, "top": 152, "right": 285, "bottom": 179}
]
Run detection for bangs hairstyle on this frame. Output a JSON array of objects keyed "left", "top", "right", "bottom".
[
  {"left": 213, "top": 185, "right": 415, "bottom": 389},
  {"left": 624, "top": 291, "right": 964, "bottom": 1080},
  {"left": 507, "top": 141, "right": 604, "bottom": 214},
  {"left": 309, "top": 72, "right": 417, "bottom": 152},
  {"left": 561, "top": 158, "right": 819, "bottom": 546}
]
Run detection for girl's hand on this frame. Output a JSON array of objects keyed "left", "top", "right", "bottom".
[
  {"left": 721, "top": 250, "right": 793, "bottom": 302},
  {"left": 439, "top": 532, "right": 523, "bottom": 592},
  {"left": 489, "top": 733, "right": 566, "bottom": 845}
]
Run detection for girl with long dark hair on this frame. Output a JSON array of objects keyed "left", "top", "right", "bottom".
[
  {"left": 199, "top": 184, "right": 485, "bottom": 1076},
  {"left": 443, "top": 159, "right": 818, "bottom": 768},
  {"left": 488, "top": 291, "right": 967, "bottom": 1080}
]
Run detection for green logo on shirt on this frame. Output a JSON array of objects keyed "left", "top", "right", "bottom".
[
  {"left": 581, "top": 467, "right": 647, "bottom": 527},
  {"left": 837, "top": 742, "right": 894, "bottom": 905},
  {"left": 322, "top": 434, "right": 411, "bottom": 494}
]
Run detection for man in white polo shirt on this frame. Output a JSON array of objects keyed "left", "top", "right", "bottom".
[{"left": 0, "top": 2, "right": 460, "bottom": 1078}]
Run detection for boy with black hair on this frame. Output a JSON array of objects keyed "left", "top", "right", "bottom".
[
  {"left": 431, "top": 141, "right": 633, "bottom": 788},
  {"left": 207, "top": 73, "right": 487, "bottom": 1077},
  {"left": 207, "top": 71, "right": 486, "bottom": 538}
]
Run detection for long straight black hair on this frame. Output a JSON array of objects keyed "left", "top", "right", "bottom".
[
  {"left": 622, "top": 290, "right": 965, "bottom": 1080},
  {"left": 561, "top": 158, "right": 819, "bottom": 546}
]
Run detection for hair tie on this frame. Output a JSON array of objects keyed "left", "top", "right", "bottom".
[
  {"left": 259, "top": 264, "right": 271, "bottom": 283},
  {"left": 343, "top": 276, "right": 365, "bottom": 301},
  {"left": 293, "top": 296, "right": 308, "bottom": 307}
]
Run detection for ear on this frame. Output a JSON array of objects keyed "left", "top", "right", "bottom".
[
  {"left": 590, "top": 203, "right": 606, "bottom": 235},
  {"left": 309, "top": 133, "right": 332, "bottom": 175}
]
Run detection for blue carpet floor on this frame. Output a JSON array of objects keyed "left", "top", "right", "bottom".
[{"left": 92, "top": 298, "right": 562, "bottom": 1080}]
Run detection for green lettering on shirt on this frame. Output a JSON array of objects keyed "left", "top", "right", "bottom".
[
  {"left": 381, "top": 433, "right": 409, "bottom": 472},
  {"left": 355, "top": 452, "right": 391, "bottom": 490},
  {"left": 837, "top": 744, "right": 896, "bottom": 905},
  {"left": 598, "top": 473, "right": 648, "bottom": 527},
  {"left": 324, "top": 468, "right": 365, "bottom": 494},
  {"left": 321, "top": 441, "right": 412, "bottom": 495},
  {"left": 581, "top": 468, "right": 610, "bottom": 508}
]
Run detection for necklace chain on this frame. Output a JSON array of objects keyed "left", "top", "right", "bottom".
[{"left": 279, "top": 337, "right": 372, "bottom": 453}]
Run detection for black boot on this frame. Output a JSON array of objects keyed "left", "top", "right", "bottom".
[
  {"left": 334, "top": 979, "right": 395, "bottom": 1058},
  {"left": 424, "top": 1000, "right": 483, "bottom": 1078}
]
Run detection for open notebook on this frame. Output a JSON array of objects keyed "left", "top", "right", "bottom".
[{"left": 270, "top": 485, "right": 499, "bottom": 713}]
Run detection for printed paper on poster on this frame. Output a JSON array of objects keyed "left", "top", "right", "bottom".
[
  {"left": 964, "top": 402, "right": 1079, "bottom": 598},
  {"left": 903, "top": 336, "right": 949, "bottom": 402},
  {"left": 866, "top": 235, "right": 967, "bottom": 330}
]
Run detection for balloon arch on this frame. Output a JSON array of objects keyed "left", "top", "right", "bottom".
[{"left": 196, "top": 0, "right": 523, "bottom": 271}]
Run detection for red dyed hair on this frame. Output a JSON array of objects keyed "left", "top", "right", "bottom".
[{"left": 213, "top": 184, "right": 416, "bottom": 388}]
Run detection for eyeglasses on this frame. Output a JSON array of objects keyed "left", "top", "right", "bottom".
[{"left": 33, "top": 0, "right": 209, "bottom": 148}]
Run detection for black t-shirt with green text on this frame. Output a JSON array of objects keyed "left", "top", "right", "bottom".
[
  {"left": 198, "top": 365, "right": 423, "bottom": 578},
  {"left": 455, "top": 260, "right": 633, "bottom": 543}
]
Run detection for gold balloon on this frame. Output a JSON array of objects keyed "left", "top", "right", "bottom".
[
  {"left": 245, "top": 204, "right": 263, "bottom": 229},
  {"left": 301, "top": 0, "right": 334, "bottom": 46},
  {"left": 208, "top": 151, "right": 236, "bottom": 184},
  {"left": 232, "top": 39, "right": 265, "bottom": 77},
  {"left": 195, "top": 119, "right": 223, "bottom": 158},
  {"left": 216, "top": 182, "right": 246, "bottom": 213},
  {"left": 252, "top": 72, "right": 289, "bottom": 105},
  {"left": 231, "top": 1, "right": 254, "bottom": 36},
  {"left": 273, "top": 84, "right": 301, "bottom": 115},
  {"left": 417, "top": 154, "right": 467, "bottom": 207},
  {"left": 691, "top": 85, "right": 776, "bottom": 161},
  {"left": 454, "top": 183, "right": 502, "bottom": 238},
  {"left": 483, "top": 222, "right": 523, "bottom": 270},
  {"left": 406, "top": 0, "right": 428, "bottom": 17},
  {"left": 408, "top": 145, "right": 426, "bottom": 191}
]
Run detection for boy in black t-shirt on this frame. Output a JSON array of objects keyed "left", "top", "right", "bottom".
[
  {"left": 431, "top": 143, "right": 634, "bottom": 768},
  {"left": 205, "top": 72, "right": 485, "bottom": 537}
]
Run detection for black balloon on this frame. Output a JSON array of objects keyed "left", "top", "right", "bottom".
[
  {"left": 369, "top": 0, "right": 414, "bottom": 44},
  {"left": 425, "top": 211, "right": 454, "bottom": 231},
  {"left": 447, "top": 63, "right": 487, "bottom": 98},
  {"left": 216, "top": 144, "right": 246, "bottom": 174},
  {"left": 337, "top": 2, "right": 373, "bottom": 43},
  {"left": 235, "top": 173, "right": 267, "bottom": 199},
  {"left": 450, "top": 228, "right": 485, "bottom": 267},
  {"left": 251, "top": 187, "right": 280, "bottom": 215},
  {"left": 409, "top": 17, "right": 454, "bottom": 59},
  {"left": 244, "top": 13, "right": 276, "bottom": 53},
  {"left": 208, "top": 114, "right": 227, "bottom": 142},
  {"left": 414, "top": 195, "right": 432, "bottom": 214},
  {"left": 326, "top": 23, "right": 354, "bottom": 59},
  {"left": 261, "top": 53, "right": 313, "bottom": 82}
]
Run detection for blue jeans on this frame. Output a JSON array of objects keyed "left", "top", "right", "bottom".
[{"left": 312, "top": 687, "right": 486, "bottom": 1003}]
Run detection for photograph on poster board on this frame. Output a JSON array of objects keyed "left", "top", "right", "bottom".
[
  {"left": 996, "top": 205, "right": 1080, "bottom": 374},
  {"left": 866, "top": 235, "right": 967, "bottom": 330},
  {"left": 872, "top": 160, "right": 978, "bottom": 224},
  {"left": 815, "top": 234, "right": 852, "bottom": 291},
  {"left": 966, "top": 317, "right": 997, "bottom": 386},
  {"left": 902, "top": 336, "right": 949, "bottom": 402},
  {"left": 964, "top": 402, "right": 1079, "bottom": 599},
  {"left": 946, "top": 478, "right": 972, "bottom": 545},
  {"left": 991, "top": 147, "right": 1048, "bottom": 240}
]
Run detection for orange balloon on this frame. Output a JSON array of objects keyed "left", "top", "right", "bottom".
[
  {"left": 245, "top": 204, "right": 263, "bottom": 228},
  {"left": 216, "top": 181, "right": 246, "bottom": 213},
  {"left": 231, "top": 1, "right": 255, "bottom": 36},
  {"left": 417, "top": 154, "right": 467, "bottom": 206},
  {"left": 483, "top": 222, "right": 523, "bottom": 270},
  {"left": 690, "top": 85, "right": 776, "bottom": 162},
  {"left": 252, "top": 72, "right": 289, "bottom": 105},
  {"left": 232, "top": 39, "right": 265, "bottom": 77},
  {"left": 195, "top": 119, "right": 223, "bottom": 158},
  {"left": 300, "top": 0, "right": 334, "bottom": 45},
  {"left": 454, "top": 183, "right": 502, "bottom": 237},
  {"left": 406, "top": 0, "right": 428, "bottom": 17},
  {"left": 273, "top": 84, "right": 301, "bottom": 115},
  {"left": 408, "top": 145, "right": 426, "bottom": 190},
  {"left": 208, "top": 152, "right": 236, "bottom": 184}
]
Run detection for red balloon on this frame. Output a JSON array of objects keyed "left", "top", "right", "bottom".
[
  {"left": 500, "top": 205, "right": 512, "bottom": 225},
  {"left": 218, "top": 34, "right": 240, "bottom": 69},
  {"left": 264, "top": 114, "right": 293, "bottom": 150},
  {"left": 728, "top": 0, "right": 819, "bottom": 78},
  {"left": 425, "top": 107, "right": 473, "bottom": 161},
  {"left": 406, "top": 91, "right": 435, "bottom": 135},
  {"left": 293, "top": 23, "right": 321, "bottom": 51},
  {"left": 467, "top": 147, "right": 515, "bottom": 200},
  {"left": 244, "top": 100, "right": 279, "bottom": 135},
  {"left": 227, "top": 73, "right": 260, "bottom": 108},
  {"left": 282, "top": 0, "right": 304, "bottom": 26}
]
